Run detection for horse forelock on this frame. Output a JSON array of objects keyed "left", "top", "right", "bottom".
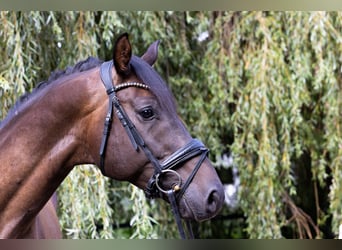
[{"left": 130, "top": 56, "right": 178, "bottom": 117}]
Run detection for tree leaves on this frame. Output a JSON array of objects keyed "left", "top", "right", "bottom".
[{"left": 1, "top": 11, "right": 341, "bottom": 238}]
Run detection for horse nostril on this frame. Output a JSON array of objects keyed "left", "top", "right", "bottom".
[{"left": 206, "top": 188, "right": 224, "bottom": 215}]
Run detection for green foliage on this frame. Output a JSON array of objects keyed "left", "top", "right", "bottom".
[
  {"left": 204, "top": 11, "right": 342, "bottom": 238},
  {"left": 1, "top": 11, "right": 342, "bottom": 238}
]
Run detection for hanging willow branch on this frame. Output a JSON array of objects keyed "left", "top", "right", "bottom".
[{"left": 1, "top": 11, "right": 341, "bottom": 239}]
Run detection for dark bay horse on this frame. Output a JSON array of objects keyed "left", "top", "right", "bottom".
[{"left": 0, "top": 33, "right": 224, "bottom": 238}]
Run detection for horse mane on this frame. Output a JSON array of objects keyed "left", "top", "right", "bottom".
[
  {"left": 1, "top": 57, "right": 103, "bottom": 125},
  {"left": 25, "top": 56, "right": 103, "bottom": 103},
  {"left": 46, "top": 57, "right": 103, "bottom": 84}
]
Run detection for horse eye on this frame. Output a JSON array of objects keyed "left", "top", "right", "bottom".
[{"left": 139, "top": 107, "right": 155, "bottom": 120}]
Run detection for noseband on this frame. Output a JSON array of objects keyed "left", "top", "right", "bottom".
[{"left": 99, "top": 61, "right": 209, "bottom": 239}]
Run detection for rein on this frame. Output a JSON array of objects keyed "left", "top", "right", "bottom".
[{"left": 99, "top": 61, "right": 209, "bottom": 239}]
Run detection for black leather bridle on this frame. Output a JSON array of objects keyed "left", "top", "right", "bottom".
[{"left": 99, "top": 61, "right": 209, "bottom": 239}]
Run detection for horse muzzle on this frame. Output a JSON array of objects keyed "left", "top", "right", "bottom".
[
  {"left": 146, "top": 140, "right": 225, "bottom": 222},
  {"left": 177, "top": 179, "right": 225, "bottom": 222}
]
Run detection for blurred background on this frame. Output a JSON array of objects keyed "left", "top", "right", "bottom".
[{"left": 0, "top": 11, "right": 341, "bottom": 238}]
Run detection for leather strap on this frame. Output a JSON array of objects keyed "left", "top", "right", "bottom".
[
  {"left": 167, "top": 190, "right": 194, "bottom": 239},
  {"left": 98, "top": 61, "right": 209, "bottom": 239},
  {"left": 99, "top": 61, "right": 115, "bottom": 175},
  {"left": 161, "top": 139, "right": 207, "bottom": 170}
]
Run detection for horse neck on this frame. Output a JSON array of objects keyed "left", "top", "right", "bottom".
[{"left": 0, "top": 68, "right": 103, "bottom": 238}]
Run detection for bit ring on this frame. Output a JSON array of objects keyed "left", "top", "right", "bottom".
[{"left": 155, "top": 169, "right": 182, "bottom": 193}]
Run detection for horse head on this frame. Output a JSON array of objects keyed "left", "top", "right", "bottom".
[{"left": 97, "top": 33, "right": 225, "bottom": 223}]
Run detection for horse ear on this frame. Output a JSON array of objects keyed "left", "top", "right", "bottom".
[
  {"left": 141, "top": 40, "right": 160, "bottom": 66},
  {"left": 113, "top": 33, "right": 132, "bottom": 76}
]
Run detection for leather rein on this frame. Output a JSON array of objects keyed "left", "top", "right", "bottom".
[{"left": 99, "top": 61, "right": 209, "bottom": 239}]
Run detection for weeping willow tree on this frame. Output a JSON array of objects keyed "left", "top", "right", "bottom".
[
  {"left": 0, "top": 11, "right": 341, "bottom": 239},
  {"left": 201, "top": 11, "right": 342, "bottom": 239}
]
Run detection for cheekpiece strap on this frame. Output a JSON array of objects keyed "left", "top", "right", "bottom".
[
  {"left": 98, "top": 61, "right": 116, "bottom": 175},
  {"left": 98, "top": 61, "right": 152, "bottom": 176}
]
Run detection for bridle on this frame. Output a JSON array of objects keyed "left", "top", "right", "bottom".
[{"left": 99, "top": 61, "right": 209, "bottom": 239}]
